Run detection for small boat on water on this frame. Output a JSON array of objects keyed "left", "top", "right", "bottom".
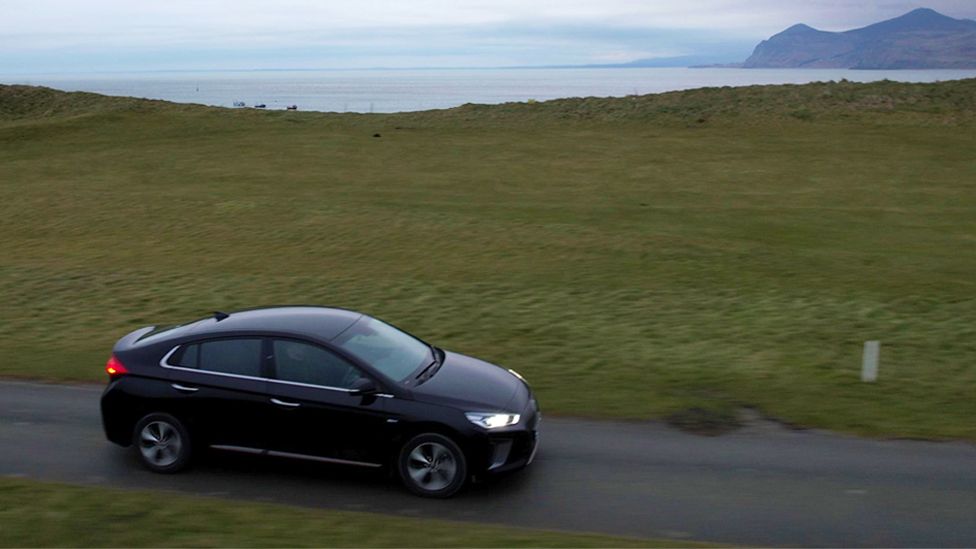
[
  {"left": 253, "top": 104, "right": 267, "bottom": 109},
  {"left": 286, "top": 105, "right": 298, "bottom": 111}
]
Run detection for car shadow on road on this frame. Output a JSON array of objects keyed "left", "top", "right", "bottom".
[{"left": 105, "top": 445, "right": 537, "bottom": 509}]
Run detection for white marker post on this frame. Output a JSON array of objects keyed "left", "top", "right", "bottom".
[{"left": 862, "top": 341, "right": 880, "bottom": 382}]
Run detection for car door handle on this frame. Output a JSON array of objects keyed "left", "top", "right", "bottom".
[
  {"left": 271, "top": 398, "right": 300, "bottom": 408},
  {"left": 171, "top": 383, "right": 199, "bottom": 393}
]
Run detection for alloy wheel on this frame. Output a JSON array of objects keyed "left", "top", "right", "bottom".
[
  {"left": 139, "top": 420, "right": 183, "bottom": 468},
  {"left": 406, "top": 441, "right": 458, "bottom": 492}
]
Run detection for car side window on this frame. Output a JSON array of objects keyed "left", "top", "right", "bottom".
[
  {"left": 172, "top": 338, "right": 263, "bottom": 378},
  {"left": 273, "top": 339, "right": 362, "bottom": 389},
  {"left": 170, "top": 343, "right": 200, "bottom": 368}
]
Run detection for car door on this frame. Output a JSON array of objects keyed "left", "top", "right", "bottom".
[
  {"left": 161, "top": 337, "right": 272, "bottom": 451},
  {"left": 265, "top": 338, "right": 395, "bottom": 466}
]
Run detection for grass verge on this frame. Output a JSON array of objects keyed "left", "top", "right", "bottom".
[{"left": 0, "top": 477, "right": 694, "bottom": 547}]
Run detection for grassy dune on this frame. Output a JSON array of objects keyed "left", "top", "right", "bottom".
[
  {"left": 1, "top": 80, "right": 974, "bottom": 439},
  {"left": 0, "top": 478, "right": 683, "bottom": 547}
]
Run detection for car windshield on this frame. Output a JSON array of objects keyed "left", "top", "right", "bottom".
[{"left": 332, "top": 317, "right": 432, "bottom": 382}]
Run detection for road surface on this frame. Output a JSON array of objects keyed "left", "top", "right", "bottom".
[{"left": 2, "top": 380, "right": 975, "bottom": 547}]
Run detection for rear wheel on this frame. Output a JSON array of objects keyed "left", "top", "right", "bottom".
[
  {"left": 398, "top": 433, "right": 467, "bottom": 498},
  {"left": 132, "top": 413, "right": 192, "bottom": 474}
]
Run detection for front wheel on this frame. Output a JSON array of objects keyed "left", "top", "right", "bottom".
[
  {"left": 132, "top": 413, "right": 192, "bottom": 473},
  {"left": 398, "top": 433, "right": 467, "bottom": 498}
]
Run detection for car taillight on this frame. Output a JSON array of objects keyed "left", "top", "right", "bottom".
[{"left": 105, "top": 355, "right": 128, "bottom": 379}]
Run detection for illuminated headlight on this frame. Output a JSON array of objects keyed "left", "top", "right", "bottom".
[{"left": 465, "top": 412, "right": 521, "bottom": 429}]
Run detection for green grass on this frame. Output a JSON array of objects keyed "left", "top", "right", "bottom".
[
  {"left": 1, "top": 80, "right": 974, "bottom": 439},
  {"left": 0, "top": 478, "right": 687, "bottom": 547}
]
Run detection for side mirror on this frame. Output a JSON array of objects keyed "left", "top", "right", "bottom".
[{"left": 349, "top": 377, "right": 378, "bottom": 396}]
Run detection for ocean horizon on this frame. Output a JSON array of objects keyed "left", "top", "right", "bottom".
[{"left": 4, "top": 67, "right": 976, "bottom": 114}]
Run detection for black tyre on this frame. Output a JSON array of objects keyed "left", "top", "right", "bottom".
[
  {"left": 398, "top": 433, "right": 467, "bottom": 498},
  {"left": 132, "top": 413, "right": 193, "bottom": 474}
]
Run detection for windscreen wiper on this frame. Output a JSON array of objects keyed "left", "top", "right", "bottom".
[
  {"left": 415, "top": 346, "right": 442, "bottom": 381},
  {"left": 415, "top": 360, "right": 438, "bottom": 380}
]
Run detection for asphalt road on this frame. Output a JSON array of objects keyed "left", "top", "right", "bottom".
[{"left": 2, "top": 380, "right": 975, "bottom": 547}]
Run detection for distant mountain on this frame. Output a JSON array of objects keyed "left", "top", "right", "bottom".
[
  {"left": 743, "top": 8, "right": 976, "bottom": 69},
  {"left": 566, "top": 54, "right": 748, "bottom": 69},
  {"left": 610, "top": 55, "right": 746, "bottom": 68}
]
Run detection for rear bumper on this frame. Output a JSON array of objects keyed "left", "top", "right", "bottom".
[{"left": 100, "top": 380, "right": 134, "bottom": 447}]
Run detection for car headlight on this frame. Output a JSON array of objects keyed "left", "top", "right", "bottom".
[{"left": 465, "top": 412, "right": 521, "bottom": 429}]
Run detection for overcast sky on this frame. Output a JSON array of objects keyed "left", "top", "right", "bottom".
[{"left": 2, "top": 1, "right": 975, "bottom": 73}]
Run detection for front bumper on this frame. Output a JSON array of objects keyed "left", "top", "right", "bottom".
[{"left": 480, "top": 397, "right": 540, "bottom": 475}]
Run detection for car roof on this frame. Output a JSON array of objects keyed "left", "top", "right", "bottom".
[{"left": 140, "top": 306, "right": 364, "bottom": 344}]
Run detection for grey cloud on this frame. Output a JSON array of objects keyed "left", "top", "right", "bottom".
[{"left": 1, "top": 0, "right": 974, "bottom": 72}]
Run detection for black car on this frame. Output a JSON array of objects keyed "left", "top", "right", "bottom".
[{"left": 100, "top": 306, "right": 540, "bottom": 497}]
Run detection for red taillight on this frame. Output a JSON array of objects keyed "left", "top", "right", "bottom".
[{"left": 105, "top": 355, "right": 128, "bottom": 379}]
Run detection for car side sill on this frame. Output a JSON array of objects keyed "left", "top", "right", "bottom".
[
  {"left": 210, "top": 444, "right": 264, "bottom": 455},
  {"left": 210, "top": 444, "right": 383, "bottom": 468}
]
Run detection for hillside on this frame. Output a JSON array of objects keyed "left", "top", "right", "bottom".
[
  {"left": 743, "top": 8, "right": 976, "bottom": 69},
  {"left": 428, "top": 77, "right": 976, "bottom": 124},
  {"left": 5, "top": 77, "right": 976, "bottom": 127},
  {"left": 0, "top": 84, "right": 178, "bottom": 121},
  {"left": 1, "top": 80, "right": 974, "bottom": 440}
]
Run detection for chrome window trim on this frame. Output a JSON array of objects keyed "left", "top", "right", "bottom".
[
  {"left": 161, "top": 363, "right": 268, "bottom": 384},
  {"left": 269, "top": 377, "right": 356, "bottom": 393},
  {"left": 161, "top": 364, "right": 268, "bottom": 383},
  {"left": 160, "top": 344, "right": 394, "bottom": 397},
  {"left": 158, "top": 346, "right": 180, "bottom": 368}
]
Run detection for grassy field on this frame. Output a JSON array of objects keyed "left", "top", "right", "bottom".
[
  {"left": 1, "top": 80, "right": 974, "bottom": 439},
  {"left": 0, "top": 477, "right": 686, "bottom": 547}
]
